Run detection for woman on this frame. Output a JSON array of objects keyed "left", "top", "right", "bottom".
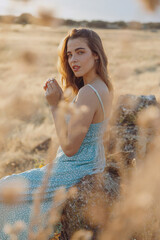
[{"left": 0, "top": 28, "right": 113, "bottom": 239}]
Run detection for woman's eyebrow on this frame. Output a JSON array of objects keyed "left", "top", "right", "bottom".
[{"left": 67, "top": 47, "right": 85, "bottom": 54}]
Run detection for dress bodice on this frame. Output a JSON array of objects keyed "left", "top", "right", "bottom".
[{"left": 54, "top": 84, "right": 109, "bottom": 176}]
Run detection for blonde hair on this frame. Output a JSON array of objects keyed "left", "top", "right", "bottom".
[{"left": 57, "top": 28, "right": 114, "bottom": 98}]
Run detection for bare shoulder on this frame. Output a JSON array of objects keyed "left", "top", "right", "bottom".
[
  {"left": 96, "top": 80, "right": 110, "bottom": 94},
  {"left": 94, "top": 80, "right": 112, "bottom": 103},
  {"left": 75, "top": 84, "right": 98, "bottom": 108},
  {"left": 89, "top": 80, "right": 112, "bottom": 119}
]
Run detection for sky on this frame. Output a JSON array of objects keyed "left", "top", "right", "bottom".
[{"left": 0, "top": 0, "right": 160, "bottom": 23}]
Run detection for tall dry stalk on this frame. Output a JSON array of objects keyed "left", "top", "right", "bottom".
[{"left": 138, "top": 0, "right": 160, "bottom": 11}]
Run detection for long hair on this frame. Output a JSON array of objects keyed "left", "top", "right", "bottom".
[{"left": 57, "top": 28, "right": 114, "bottom": 98}]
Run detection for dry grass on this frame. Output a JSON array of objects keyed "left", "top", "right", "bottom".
[
  {"left": 139, "top": 0, "right": 160, "bottom": 11},
  {"left": 0, "top": 25, "right": 159, "bottom": 175},
  {"left": 0, "top": 22, "right": 160, "bottom": 239}
]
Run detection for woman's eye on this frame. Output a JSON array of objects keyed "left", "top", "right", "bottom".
[{"left": 67, "top": 51, "right": 83, "bottom": 58}]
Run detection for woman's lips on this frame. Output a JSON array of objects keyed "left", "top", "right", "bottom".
[{"left": 72, "top": 66, "right": 81, "bottom": 72}]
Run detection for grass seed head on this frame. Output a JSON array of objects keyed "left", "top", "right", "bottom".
[
  {"left": 71, "top": 229, "right": 93, "bottom": 240},
  {"left": 0, "top": 177, "right": 28, "bottom": 204}
]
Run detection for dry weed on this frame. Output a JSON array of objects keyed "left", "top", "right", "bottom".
[{"left": 139, "top": 0, "right": 160, "bottom": 11}]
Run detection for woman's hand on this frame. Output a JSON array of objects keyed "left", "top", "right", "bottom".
[{"left": 43, "top": 78, "right": 63, "bottom": 109}]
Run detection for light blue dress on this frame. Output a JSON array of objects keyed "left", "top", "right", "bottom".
[{"left": 0, "top": 84, "right": 109, "bottom": 239}]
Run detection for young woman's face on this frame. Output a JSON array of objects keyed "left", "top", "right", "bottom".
[{"left": 67, "top": 37, "right": 98, "bottom": 78}]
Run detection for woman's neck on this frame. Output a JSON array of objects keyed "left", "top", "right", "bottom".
[{"left": 83, "top": 75, "right": 100, "bottom": 86}]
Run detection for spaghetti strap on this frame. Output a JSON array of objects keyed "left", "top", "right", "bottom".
[
  {"left": 87, "top": 84, "right": 105, "bottom": 120},
  {"left": 72, "top": 96, "right": 76, "bottom": 103}
]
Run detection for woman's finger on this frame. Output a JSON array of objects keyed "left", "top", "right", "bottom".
[
  {"left": 49, "top": 80, "right": 62, "bottom": 94},
  {"left": 44, "top": 78, "right": 53, "bottom": 87},
  {"left": 43, "top": 82, "right": 48, "bottom": 90},
  {"left": 48, "top": 79, "right": 56, "bottom": 88},
  {"left": 47, "top": 83, "right": 54, "bottom": 93},
  {"left": 45, "top": 87, "right": 49, "bottom": 96},
  {"left": 43, "top": 78, "right": 58, "bottom": 91},
  {"left": 47, "top": 82, "right": 53, "bottom": 90},
  {"left": 54, "top": 80, "right": 63, "bottom": 94},
  {"left": 48, "top": 82, "right": 60, "bottom": 96}
]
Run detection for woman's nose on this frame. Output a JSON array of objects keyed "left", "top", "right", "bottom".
[{"left": 70, "top": 55, "right": 78, "bottom": 63}]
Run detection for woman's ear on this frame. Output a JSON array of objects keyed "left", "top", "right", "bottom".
[
  {"left": 94, "top": 55, "right": 99, "bottom": 62},
  {"left": 93, "top": 53, "right": 99, "bottom": 61}
]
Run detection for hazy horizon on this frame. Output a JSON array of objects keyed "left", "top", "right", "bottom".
[{"left": 0, "top": 0, "right": 160, "bottom": 23}]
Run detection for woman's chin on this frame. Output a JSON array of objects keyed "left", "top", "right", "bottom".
[{"left": 74, "top": 73, "right": 83, "bottom": 78}]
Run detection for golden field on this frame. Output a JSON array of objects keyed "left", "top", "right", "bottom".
[
  {"left": 0, "top": 21, "right": 160, "bottom": 240},
  {"left": 0, "top": 23, "right": 160, "bottom": 177}
]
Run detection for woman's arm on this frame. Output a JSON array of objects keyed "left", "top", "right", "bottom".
[{"left": 50, "top": 86, "right": 98, "bottom": 157}]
